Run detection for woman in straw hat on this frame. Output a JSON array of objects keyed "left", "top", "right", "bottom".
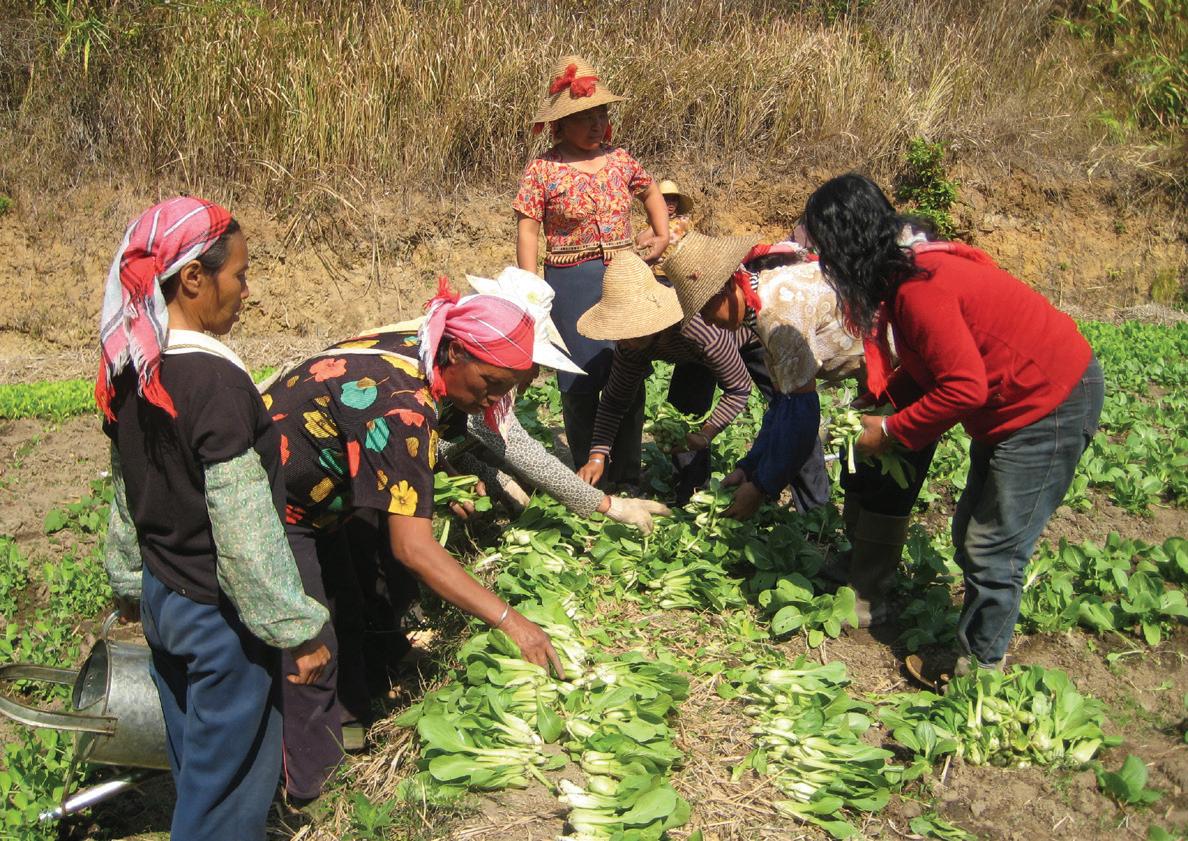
[
  {"left": 98, "top": 198, "right": 330, "bottom": 839},
  {"left": 573, "top": 251, "right": 756, "bottom": 505},
  {"left": 662, "top": 233, "right": 864, "bottom": 524},
  {"left": 636, "top": 178, "right": 695, "bottom": 267},
  {"left": 803, "top": 173, "right": 1102, "bottom": 684},
  {"left": 514, "top": 54, "right": 670, "bottom": 488},
  {"left": 263, "top": 281, "right": 569, "bottom": 802}
]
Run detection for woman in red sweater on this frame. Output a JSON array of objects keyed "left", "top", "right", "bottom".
[{"left": 804, "top": 173, "right": 1104, "bottom": 680}]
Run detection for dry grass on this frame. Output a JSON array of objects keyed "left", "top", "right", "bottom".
[{"left": 0, "top": 0, "right": 1147, "bottom": 208}]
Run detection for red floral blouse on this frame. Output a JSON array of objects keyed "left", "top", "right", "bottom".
[{"left": 513, "top": 145, "right": 653, "bottom": 266}]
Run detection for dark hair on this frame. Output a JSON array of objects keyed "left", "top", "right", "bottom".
[
  {"left": 744, "top": 250, "right": 808, "bottom": 274},
  {"left": 435, "top": 336, "right": 474, "bottom": 368},
  {"left": 196, "top": 217, "right": 241, "bottom": 272},
  {"left": 803, "top": 173, "right": 923, "bottom": 336},
  {"left": 160, "top": 217, "right": 241, "bottom": 300}
]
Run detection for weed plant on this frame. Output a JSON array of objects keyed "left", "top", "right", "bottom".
[{"left": 0, "top": 0, "right": 1133, "bottom": 203}]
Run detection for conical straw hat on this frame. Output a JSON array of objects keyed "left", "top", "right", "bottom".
[
  {"left": 531, "top": 55, "right": 626, "bottom": 127},
  {"left": 662, "top": 232, "right": 762, "bottom": 322},
  {"left": 657, "top": 180, "right": 693, "bottom": 215},
  {"left": 577, "top": 251, "right": 682, "bottom": 341}
]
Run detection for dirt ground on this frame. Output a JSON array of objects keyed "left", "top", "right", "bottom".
[{"left": 0, "top": 166, "right": 1184, "bottom": 384}]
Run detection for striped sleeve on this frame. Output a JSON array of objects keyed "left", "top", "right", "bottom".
[
  {"left": 681, "top": 319, "right": 753, "bottom": 438},
  {"left": 589, "top": 347, "right": 651, "bottom": 458}
]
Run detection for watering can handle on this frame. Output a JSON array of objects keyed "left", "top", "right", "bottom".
[
  {"left": 0, "top": 663, "right": 116, "bottom": 735},
  {"left": 102, "top": 610, "right": 119, "bottom": 640}
]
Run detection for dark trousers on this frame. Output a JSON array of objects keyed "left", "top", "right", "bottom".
[
  {"left": 139, "top": 565, "right": 281, "bottom": 840},
  {"left": 561, "top": 386, "right": 645, "bottom": 486},
  {"left": 953, "top": 356, "right": 1104, "bottom": 664},
  {"left": 840, "top": 438, "right": 939, "bottom": 517},
  {"left": 671, "top": 342, "right": 831, "bottom": 511},
  {"left": 280, "top": 525, "right": 350, "bottom": 800},
  {"left": 281, "top": 519, "right": 419, "bottom": 799},
  {"left": 666, "top": 361, "right": 715, "bottom": 504}
]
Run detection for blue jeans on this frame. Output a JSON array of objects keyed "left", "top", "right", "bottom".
[
  {"left": 953, "top": 356, "right": 1104, "bottom": 664},
  {"left": 140, "top": 566, "right": 282, "bottom": 840}
]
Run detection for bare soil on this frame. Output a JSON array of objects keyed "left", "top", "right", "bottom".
[{"left": 0, "top": 167, "right": 1183, "bottom": 383}]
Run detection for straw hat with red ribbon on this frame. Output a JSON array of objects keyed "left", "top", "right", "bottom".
[{"left": 531, "top": 55, "right": 626, "bottom": 134}]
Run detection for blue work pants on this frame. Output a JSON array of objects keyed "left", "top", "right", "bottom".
[{"left": 139, "top": 566, "right": 282, "bottom": 840}]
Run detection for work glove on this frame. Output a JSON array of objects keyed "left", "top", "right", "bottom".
[
  {"left": 496, "top": 474, "right": 532, "bottom": 515},
  {"left": 605, "top": 496, "right": 672, "bottom": 535}
]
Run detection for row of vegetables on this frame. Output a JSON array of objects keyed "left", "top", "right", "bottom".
[
  {"left": 386, "top": 321, "right": 1188, "bottom": 838},
  {"left": 393, "top": 475, "right": 1161, "bottom": 838}
]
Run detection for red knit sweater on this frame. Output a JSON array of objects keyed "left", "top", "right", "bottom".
[{"left": 883, "top": 250, "right": 1092, "bottom": 450}]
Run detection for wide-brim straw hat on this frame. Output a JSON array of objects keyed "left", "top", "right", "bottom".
[
  {"left": 531, "top": 55, "right": 626, "bottom": 128},
  {"left": 657, "top": 179, "right": 693, "bottom": 216},
  {"left": 577, "top": 251, "right": 682, "bottom": 341},
  {"left": 662, "top": 232, "right": 762, "bottom": 322}
]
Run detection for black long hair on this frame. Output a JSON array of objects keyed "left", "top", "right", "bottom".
[{"left": 803, "top": 173, "right": 924, "bottom": 336}]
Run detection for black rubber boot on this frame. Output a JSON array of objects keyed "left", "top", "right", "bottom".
[
  {"left": 846, "top": 508, "right": 910, "bottom": 628},
  {"left": 819, "top": 492, "right": 861, "bottom": 585}
]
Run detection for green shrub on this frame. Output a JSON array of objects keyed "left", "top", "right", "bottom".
[
  {"left": 1063, "top": 0, "right": 1187, "bottom": 130},
  {"left": 896, "top": 138, "right": 958, "bottom": 238}
]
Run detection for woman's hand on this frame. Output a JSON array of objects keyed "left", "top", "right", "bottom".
[
  {"left": 604, "top": 496, "right": 671, "bottom": 534},
  {"left": 577, "top": 456, "right": 605, "bottom": 486},
  {"left": 642, "top": 236, "right": 668, "bottom": 264},
  {"left": 721, "top": 467, "right": 747, "bottom": 488},
  {"left": 288, "top": 639, "right": 331, "bottom": 685},
  {"left": 449, "top": 479, "right": 487, "bottom": 520},
  {"left": 387, "top": 514, "right": 565, "bottom": 678},
  {"left": 684, "top": 431, "right": 709, "bottom": 452},
  {"left": 724, "top": 481, "right": 765, "bottom": 520},
  {"left": 855, "top": 414, "right": 895, "bottom": 457},
  {"left": 500, "top": 610, "right": 565, "bottom": 679}
]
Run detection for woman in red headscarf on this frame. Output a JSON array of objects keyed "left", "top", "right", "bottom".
[
  {"left": 99, "top": 197, "right": 331, "bottom": 840},
  {"left": 263, "top": 281, "right": 565, "bottom": 803}
]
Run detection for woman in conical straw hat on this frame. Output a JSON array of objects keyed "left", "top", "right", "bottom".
[
  {"left": 662, "top": 232, "right": 865, "bottom": 522},
  {"left": 573, "top": 252, "right": 757, "bottom": 505},
  {"left": 513, "top": 54, "right": 670, "bottom": 488}
]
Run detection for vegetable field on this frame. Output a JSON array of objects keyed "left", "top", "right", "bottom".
[{"left": 0, "top": 320, "right": 1185, "bottom": 841}]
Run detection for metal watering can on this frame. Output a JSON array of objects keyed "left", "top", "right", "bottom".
[{"left": 0, "top": 613, "right": 168, "bottom": 820}]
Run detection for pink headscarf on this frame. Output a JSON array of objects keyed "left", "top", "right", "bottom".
[
  {"left": 95, "top": 196, "right": 234, "bottom": 421},
  {"left": 417, "top": 277, "right": 536, "bottom": 433}
]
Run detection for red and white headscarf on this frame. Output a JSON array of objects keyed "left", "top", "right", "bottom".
[
  {"left": 731, "top": 241, "right": 815, "bottom": 313},
  {"left": 95, "top": 196, "right": 234, "bottom": 421},
  {"left": 417, "top": 277, "right": 536, "bottom": 433}
]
